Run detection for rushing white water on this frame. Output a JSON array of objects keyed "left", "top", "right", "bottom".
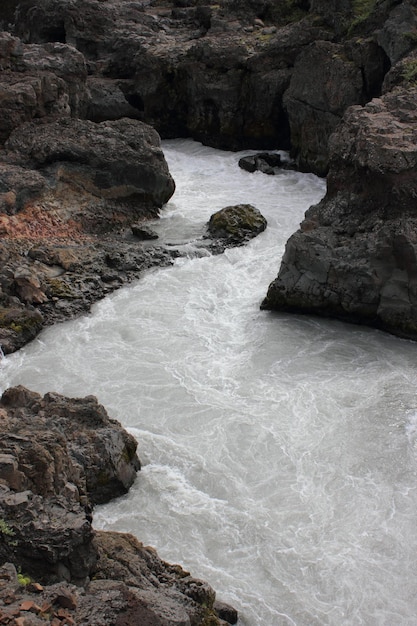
[{"left": 1, "top": 140, "right": 417, "bottom": 625}]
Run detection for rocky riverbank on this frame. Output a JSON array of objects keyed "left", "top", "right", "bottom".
[
  {"left": 0, "top": 386, "right": 236, "bottom": 625},
  {"left": 1, "top": 0, "right": 417, "bottom": 622},
  {"left": 2, "top": 0, "right": 416, "bottom": 346}
]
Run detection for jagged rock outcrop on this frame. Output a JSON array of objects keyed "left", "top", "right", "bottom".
[
  {"left": 283, "top": 38, "right": 389, "bottom": 175},
  {"left": 238, "top": 152, "right": 288, "bottom": 174},
  {"left": 262, "top": 86, "right": 417, "bottom": 339},
  {"left": 0, "top": 385, "right": 140, "bottom": 582},
  {"left": 0, "top": 31, "right": 88, "bottom": 143},
  {"left": 0, "top": 387, "right": 233, "bottom": 624},
  {"left": 9, "top": 0, "right": 324, "bottom": 151},
  {"left": 0, "top": 111, "right": 176, "bottom": 353}
]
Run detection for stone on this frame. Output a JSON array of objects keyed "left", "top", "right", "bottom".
[
  {"left": 208, "top": 203, "right": 267, "bottom": 245},
  {"left": 131, "top": 224, "right": 159, "bottom": 240},
  {"left": 0, "top": 306, "right": 44, "bottom": 355},
  {"left": 283, "top": 39, "right": 388, "bottom": 175},
  {"left": 238, "top": 152, "right": 284, "bottom": 174},
  {"left": 214, "top": 600, "right": 239, "bottom": 624}
]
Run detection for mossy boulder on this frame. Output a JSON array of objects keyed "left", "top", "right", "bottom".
[
  {"left": 207, "top": 203, "right": 267, "bottom": 245},
  {"left": 0, "top": 306, "right": 43, "bottom": 354}
]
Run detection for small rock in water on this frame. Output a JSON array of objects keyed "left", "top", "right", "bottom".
[
  {"left": 214, "top": 599, "right": 238, "bottom": 624},
  {"left": 131, "top": 224, "right": 159, "bottom": 240},
  {"left": 238, "top": 153, "right": 283, "bottom": 175}
]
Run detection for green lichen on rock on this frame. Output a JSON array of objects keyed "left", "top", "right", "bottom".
[
  {"left": 46, "top": 278, "right": 77, "bottom": 299},
  {"left": 208, "top": 203, "right": 267, "bottom": 244},
  {"left": 402, "top": 58, "right": 417, "bottom": 84},
  {"left": 348, "top": 0, "right": 376, "bottom": 33},
  {"left": 0, "top": 308, "right": 43, "bottom": 335}
]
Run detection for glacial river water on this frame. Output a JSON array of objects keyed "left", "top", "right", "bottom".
[{"left": 1, "top": 140, "right": 417, "bottom": 625}]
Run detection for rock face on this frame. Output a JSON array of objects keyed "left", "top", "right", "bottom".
[
  {"left": 10, "top": 0, "right": 378, "bottom": 160},
  {"left": 0, "top": 387, "right": 230, "bottom": 624},
  {"left": 0, "top": 114, "right": 177, "bottom": 353},
  {"left": 283, "top": 38, "right": 389, "bottom": 175},
  {"left": 4, "top": 117, "right": 175, "bottom": 230},
  {"left": 0, "top": 385, "right": 140, "bottom": 583},
  {"left": 262, "top": 87, "right": 417, "bottom": 339}
]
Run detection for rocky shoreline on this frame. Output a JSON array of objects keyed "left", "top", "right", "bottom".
[
  {"left": 1, "top": 0, "right": 417, "bottom": 623},
  {"left": 0, "top": 386, "right": 237, "bottom": 625}
]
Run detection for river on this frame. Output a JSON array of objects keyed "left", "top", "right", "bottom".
[{"left": 1, "top": 140, "right": 417, "bottom": 625}]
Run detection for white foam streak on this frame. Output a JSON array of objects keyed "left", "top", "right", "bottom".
[{"left": 2, "top": 140, "right": 417, "bottom": 625}]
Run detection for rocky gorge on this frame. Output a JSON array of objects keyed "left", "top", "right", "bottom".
[{"left": 0, "top": 0, "right": 417, "bottom": 623}]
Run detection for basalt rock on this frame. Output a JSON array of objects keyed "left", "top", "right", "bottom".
[
  {"left": 0, "top": 386, "right": 233, "bottom": 624},
  {"left": 0, "top": 305, "right": 44, "bottom": 354},
  {"left": 262, "top": 86, "right": 417, "bottom": 340},
  {"left": 238, "top": 152, "right": 290, "bottom": 174},
  {"left": 11, "top": 0, "right": 328, "bottom": 151},
  {"left": 0, "top": 386, "right": 140, "bottom": 507},
  {"left": 0, "top": 31, "right": 88, "bottom": 144},
  {"left": 283, "top": 38, "right": 389, "bottom": 175},
  {"left": 0, "top": 111, "right": 177, "bottom": 354},
  {"left": 5, "top": 117, "right": 175, "bottom": 231},
  {"left": 0, "top": 385, "right": 140, "bottom": 583}
]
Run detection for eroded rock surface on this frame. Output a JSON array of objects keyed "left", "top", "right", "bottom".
[
  {"left": 0, "top": 387, "right": 233, "bottom": 624},
  {"left": 262, "top": 87, "right": 417, "bottom": 339}
]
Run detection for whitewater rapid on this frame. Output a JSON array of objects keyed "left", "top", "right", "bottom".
[{"left": 1, "top": 140, "right": 417, "bottom": 625}]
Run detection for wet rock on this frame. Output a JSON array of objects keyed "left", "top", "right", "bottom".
[
  {"left": 0, "top": 386, "right": 141, "bottom": 583},
  {"left": 238, "top": 152, "right": 286, "bottom": 174},
  {"left": 0, "top": 306, "right": 44, "bottom": 354},
  {"left": 90, "top": 531, "right": 226, "bottom": 625},
  {"left": 214, "top": 599, "right": 239, "bottom": 624},
  {"left": 208, "top": 203, "right": 267, "bottom": 245},
  {"left": 0, "top": 386, "right": 141, "bottom": 505}
]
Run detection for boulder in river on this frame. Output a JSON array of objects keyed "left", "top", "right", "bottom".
[
  {"left": 208, "top": 203, "right": 267, "bottom": 246},
  {"left": 238, "top": 152, "right": 286, "bottom": 175}
]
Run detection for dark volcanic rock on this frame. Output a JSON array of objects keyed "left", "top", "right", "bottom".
[
  {"left": 0, "top": 385, "right": 140, "bottom": 583},
  {"left": 0, "top": 387, "right": 233, "bottom": 624},
  {"left": 0, "top": 386, "right": 140, "bottom": 506},
  {"left": 0, "top": 305, "right": 44, "bottom": 354},
  {"left": 90, "top": 531, "right": 223, "bottom": 625},
  {"left": 0, "top": 371, "right": 222, "bottom": 621},
  {"left": 239, "top": 152, "right": 285, "bottom": 174},
  {"left": 283, "top": 38, "right": 389, "bottom": 175},
  {"left": 5, "top": 117, "right": 175, "bottom": 230},
  {"left": 0, "top": 32, "right": 88, "bottom": 144},
  {"left": 262, "top": 86, "right": 417, "bottom": 340}
]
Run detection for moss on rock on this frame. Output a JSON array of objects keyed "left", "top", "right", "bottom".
[{"left": 207, "top": 203, "right": 267, "bottom": 245}]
